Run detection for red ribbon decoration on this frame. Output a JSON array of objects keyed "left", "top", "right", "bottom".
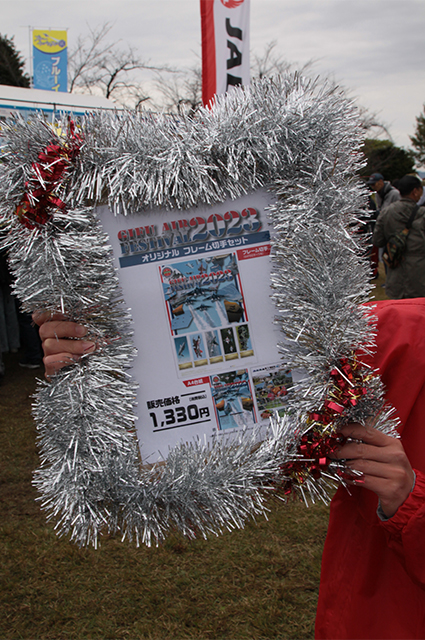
[
  {"left": 15, "top": 120, "right": 83, "bottom": 230},
  {"left": 278, "top": 354, "right": 370, "bottom": 494}
]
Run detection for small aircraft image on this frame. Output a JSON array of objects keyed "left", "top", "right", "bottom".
[
  {"left": 192, "top": 336, "right": 203, "bottom": 358},
  {"left": 195, "top": 303, "right": 212, "bottom": 312}
]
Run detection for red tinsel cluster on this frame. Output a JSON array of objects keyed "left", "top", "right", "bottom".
[
  {"left": 280, "top": 354, "right": 370, "bottom": 494},
  {"left": 15, "top": 120, "right": 83, "bottom": 230}
]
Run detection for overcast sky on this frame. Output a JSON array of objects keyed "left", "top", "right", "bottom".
[{"left": 2, "top": 0, "right": 424, "bottom": 149}]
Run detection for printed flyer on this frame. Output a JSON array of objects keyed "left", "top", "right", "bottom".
[
  {"left": 96, "top": 191, "right": 294, "bottom": 461},
  {"left": 159, "top": 253, "right": 253, "bottom": 370}
]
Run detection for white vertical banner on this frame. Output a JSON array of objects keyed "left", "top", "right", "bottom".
[{"left": 201, "top": 0, "right": 250, "bottom": 107}]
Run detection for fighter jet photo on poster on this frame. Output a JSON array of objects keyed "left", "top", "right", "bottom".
[
  {"left": 210, "top": 369, "right": 256, "bottom": 431},
  {"left": 160, "top": 253, "right": 246, "bottom": 335}
]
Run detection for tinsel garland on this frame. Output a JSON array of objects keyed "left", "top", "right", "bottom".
[{"left": 0, "top": 75, "right": 399, "bottom": 547}]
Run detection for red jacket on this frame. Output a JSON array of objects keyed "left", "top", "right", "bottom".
[{"left": 315, "top": 298, "right": 425, "bottom": 639}]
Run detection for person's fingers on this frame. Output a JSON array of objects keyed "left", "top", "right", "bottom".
[
  {"left": 344, "top": 458, "right": 414, "bottom": 517},
  {"left": 335, "top": 438, "right": 405, "bottom": 466},
  {"left": 32, "top": 310, "right": 66, "bottom": 326},
  {"left": 31, "top": 313, "right": 95, "bottom": 377},
  {"left": 331, "top": 423, "right": 414, "bottom": 518},
  {"left": 43, "top": 337, "right": 95, "bottom": 357},
  {"left": 43, "top": 340, "right": 95, "bottom": 378},
  {"left": 38, "top": 320, "right": 88, "bottom": 341},
  {"left": 334, "top": 440, "right": 386, "bottom": 462},
  {"left": 44, "top": 353, "right": 81, "bottom": 378},
  {"left": 345, "top": 457, "right": 403, "bottom": 480},
  {"left": 338, "top": 423, "right": 392, "bottom": 446}
]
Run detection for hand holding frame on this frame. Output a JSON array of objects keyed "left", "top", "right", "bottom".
[{"left": 335, "top": 423, "right": 415, "bottom": 518}]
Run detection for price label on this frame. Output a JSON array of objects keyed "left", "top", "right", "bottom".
[{"left": 148, "top": 392, "right": 213, "bottom": 432}]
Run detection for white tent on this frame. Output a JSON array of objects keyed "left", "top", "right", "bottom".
[{"left": 0, "top": 84, "right": 117, "bottom": 120}]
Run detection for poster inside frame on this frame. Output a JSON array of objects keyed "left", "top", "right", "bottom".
[{"left": 97, "top": 190, "right": 297, "bottom": 460}]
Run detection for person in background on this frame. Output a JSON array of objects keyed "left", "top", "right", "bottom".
[
  {"left": 0, "top": 250, "right": 20, "bottom": 382},
  {"left": 358, "top": 194, "right": 379, "bottom": 278},
  {"left": 418, "top": 179, "right": 425, "bottom": 207},
  {"left": 372, "top": 174, "right": 424, "bottom": 299},
  {"left": 0, "top": 250, "right": 43, "bottom": 373},
  {"left": 367, "top": 173, "right": 401, "bottom": 279},
  {"left": 18, "top": 311, "right": 43, "bottom": 369},
  {"left": 367, "top": 172, "right": 400, "bottom": 212}
]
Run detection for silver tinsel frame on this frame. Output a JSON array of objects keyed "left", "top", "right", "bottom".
[{"left": 0, "top": 75, "right": 398, "bottom": 547}]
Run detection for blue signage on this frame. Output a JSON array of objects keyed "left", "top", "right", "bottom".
[{"left": 32, "top": 30, "right": 67, "bottom": 93}]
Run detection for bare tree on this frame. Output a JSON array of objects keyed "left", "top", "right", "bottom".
[
  {"left": 250, "top": 41, "right": 309, "bottom": 79},
  {"left": 68, "top": 23, "right": 113, "bottom": 93},
  {"left": 153, "top": 42, "right": 314, "bottom": 115},
  {"left": 251, "top": 42, "right": 392, "bottom": 142},
  {"left": 68, "top": 29, "right": 393, "bottom": 142},
  {"left": 68, "top": 23, "right": 166, "bottom": 105},
  {"left": 353, "top": 104, "right": 393, "bottom": 141},
  {"left": 153, "top": 65, "right": 203, "bottom": 117},
  {"left": 125, "top": 85, "right": 152, "bottom": 112}
]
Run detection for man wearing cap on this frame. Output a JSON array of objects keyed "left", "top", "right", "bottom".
[
  {"left": 373, "top": 175, "right": 425, "bottom": 299},
  {"left": 367, "top": 172, "right": 400, "bottom": 212},
  {"left": 367, "top": 173, "right": 400, "bottom": 278}
]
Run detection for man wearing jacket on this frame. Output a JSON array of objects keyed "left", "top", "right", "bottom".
[
  {"left": 367, "top": 172, "right": 400, "bottom": 212},
  {"left": 373, "top": 175, "right": 424, "bottom": 298},
  {"left": 367, "top": 173, "right": 400, "bottom": 277}
]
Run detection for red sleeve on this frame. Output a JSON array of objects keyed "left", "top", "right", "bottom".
[
  {"left": 316, "top": 300, "right": 425, "bottom": 639},
  {"left": 380, "top": 469, "right": 425, "bottom": 588},
  {"left": 367, "top": 299, "right": 425, "bottom": 586},
  {"left": 364, "top": 298, "right": 425, "bottom": 473}
]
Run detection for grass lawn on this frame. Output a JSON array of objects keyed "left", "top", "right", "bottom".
[
  {"left": 0, "top": 269, "right": 386, "bottom": 639},
  {"left": 0, "top": 350, "right": 329, "bottom": 640}
]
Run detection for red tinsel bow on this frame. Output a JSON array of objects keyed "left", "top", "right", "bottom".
[
  {"left": 282, "top": 430, "right": 347, "bottom": 493},
  {"left": 15, "top": 120, "right": 83, "bottom": 230},
  {"left": 279, "top": 354, "right": 370, "bottom": 493}
]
